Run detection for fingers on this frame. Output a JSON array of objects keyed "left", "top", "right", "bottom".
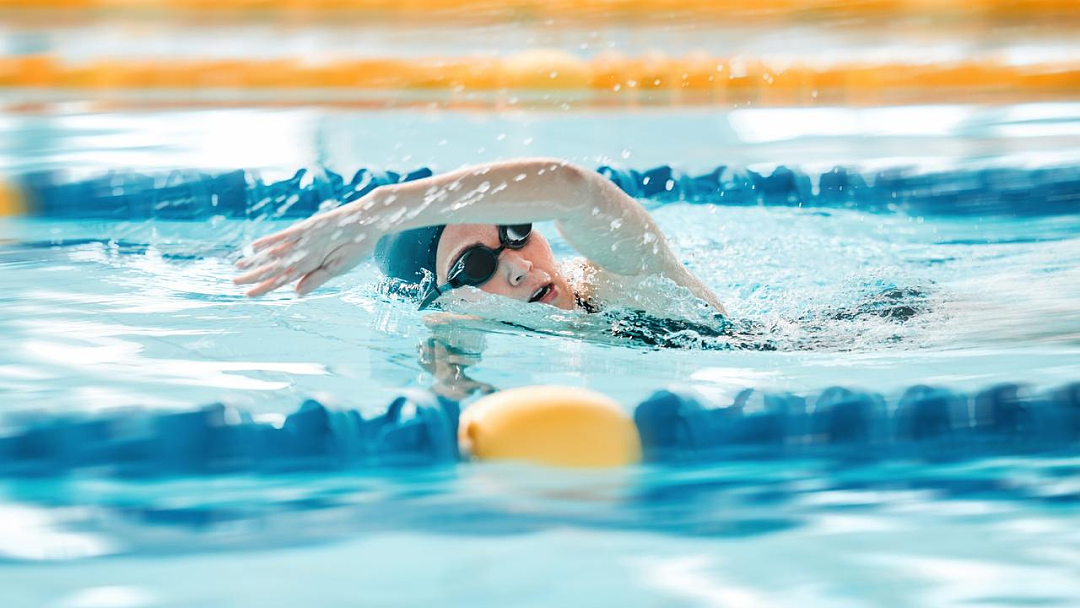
[
  {"left": 235, "top": 239, "right": 296, "bottom": 270},
  {"left": 233, "top": 262, "right": 284, "bottom": 286},
  {"left": 233, "top": 217, "right": 369, "bottom": 297},
  {"left": 295, "top": 267, "right": 334, "bottom": 296},
  {"left": 245, "top": 268, "right": 300, "bottom": 298},
  {"left": 250, "top": 228, "right": 302, "bottom": 253}
]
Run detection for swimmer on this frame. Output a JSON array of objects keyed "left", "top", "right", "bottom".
[{"left": 234, "top": 158, "right": 726, "bottom": 318}]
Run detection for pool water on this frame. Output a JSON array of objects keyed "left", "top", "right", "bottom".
[{"left": 1, "top": 106, "right": 1079, "bottom": 606}]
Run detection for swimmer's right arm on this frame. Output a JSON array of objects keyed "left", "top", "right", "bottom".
[{"left": 234, "top": 158, "right": 724, "bottom": 313}]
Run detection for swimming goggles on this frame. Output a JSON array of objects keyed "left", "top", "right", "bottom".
[{"left": 418, "top": 224, "right": 532, "bottom": 310}]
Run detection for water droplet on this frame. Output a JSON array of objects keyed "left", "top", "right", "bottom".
[
  {"left": 496, "top": 133, "right": 506, "bottom": 141},
  {"left": 523, "top": 137, "right": 534, "bottom": 145},
  {"left": 549, "top": 71, "right": 558, "bottom": 79},
  {"left": 613, "top": 83, "right": 621, "bottom": 91},
  {"left": 620, "top": 149, "right": 631, "bottom": 159},
  {"left": 514, "top": 173, "right": 528, "bottom": 182}
]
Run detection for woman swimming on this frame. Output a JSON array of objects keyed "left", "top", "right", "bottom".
[{"left": 234, "top": 158, "right": 726, "bottom": 318}]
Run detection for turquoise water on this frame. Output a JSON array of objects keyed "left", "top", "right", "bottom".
[{"left": 1, "top": 107, "right": 1079, "bottom": 606}]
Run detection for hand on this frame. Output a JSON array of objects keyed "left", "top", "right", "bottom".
[{"left": 233, "top": 206, "right": 375, "bottom": 297}]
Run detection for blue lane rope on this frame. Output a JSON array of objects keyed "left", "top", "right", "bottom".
[
  {"left": 1, "top": 381, "right": 1076, "bottom": 476},
  {"left": 13, "top": 163, "right": 1080, "bottom": 220},
  {"left": 0, "top": 390, "right": 459, "bottom": 477},
  {"left": 636, "top": 382, "right": 1080, "bottom": 463}
]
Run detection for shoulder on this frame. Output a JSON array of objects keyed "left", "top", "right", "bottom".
[{"left": 562, "top": 258, "right": 723, "bottom": 320}]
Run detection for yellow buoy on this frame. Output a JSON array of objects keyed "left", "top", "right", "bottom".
[
  {"left": 460, "top": 386, "right": 642, "bottom": 468},
  {"left": 0, "top": 179, "right": 25, "bottom": 217}
]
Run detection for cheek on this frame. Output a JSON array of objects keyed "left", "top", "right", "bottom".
[{"left": 480, "top": 281, "right": 515, "bottom": 297}]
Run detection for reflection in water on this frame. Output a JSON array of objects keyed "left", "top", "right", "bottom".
[
  {"left": 420, "top": 318, "right": 496, "bottom": 401},
  {"left": 1, "top": 456, "right": 1079, "bottom": 560}
]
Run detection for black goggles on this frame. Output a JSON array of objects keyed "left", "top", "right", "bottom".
[{"left": 418, "top": 224, "right": 532, "bottom": 310}]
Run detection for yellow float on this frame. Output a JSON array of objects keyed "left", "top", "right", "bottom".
[
  {"left": 460, "top": 385, "right": 642, "bottom": 468},
  {"left": 0, "top": 180, "right": 24, "bottom": 217}
]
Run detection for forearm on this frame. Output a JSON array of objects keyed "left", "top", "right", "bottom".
[
  {"left": 353, "top": 158, "right": 588, "bottom": 230},
  {"left": 353, "top": 158, "right": 667, "bottom": 272}
]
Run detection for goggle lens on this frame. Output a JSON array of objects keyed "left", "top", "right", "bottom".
[
  {"left": 503, "top": 224, "right": 532, "bottom": 246},
  {"left": 459, "top": 249, "right": 498, "bottom": 284}
]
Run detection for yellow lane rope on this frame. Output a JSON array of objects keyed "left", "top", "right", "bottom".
[
  {"left": 0, "top": 0, "right": 1078, "bottom": 21},
  {"left": 1, "top": 52, "right": 1077, "bottom": 106}
]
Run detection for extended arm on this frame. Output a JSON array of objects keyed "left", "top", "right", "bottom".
[{"left": 234, "top": 158, "right": 725, "bottom": 313}]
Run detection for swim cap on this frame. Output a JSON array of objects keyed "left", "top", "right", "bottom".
[{"left": 373, "top": 225, "right": 446, "bottom": 286}]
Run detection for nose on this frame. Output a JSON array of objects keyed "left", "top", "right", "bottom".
[{"left": 501, "top": 251, "right": 533, "bottom": 287}]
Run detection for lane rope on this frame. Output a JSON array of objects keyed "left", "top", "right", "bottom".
[
  {"left": 1, "top": 381, "right": 1076, "bottom": 474},
  {"left": 1, "top": 53, "right": 1077, "bottom": 106},
  {"left": 10, "top": 163, "right": 1080, "bottom": 219}
]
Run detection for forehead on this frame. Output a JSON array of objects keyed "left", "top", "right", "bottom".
[{"left": 436, "top": 224, "right": 499, "bottom": 275}]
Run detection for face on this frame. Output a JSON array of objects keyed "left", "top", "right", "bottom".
[{"left": 435, "top": 224, "right": 576, "bottom": 311}]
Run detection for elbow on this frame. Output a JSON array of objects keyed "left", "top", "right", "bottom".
[{"left": 553, "top": 159, "right": 590, "bottom": 188}]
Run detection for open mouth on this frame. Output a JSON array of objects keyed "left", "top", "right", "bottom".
[{"left": 529, "top": 282, "right": 554, "bottom": 303}]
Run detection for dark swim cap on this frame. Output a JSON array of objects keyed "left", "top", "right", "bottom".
[{"left": 373, "top": 225, "right": 447, "bottom": 286}]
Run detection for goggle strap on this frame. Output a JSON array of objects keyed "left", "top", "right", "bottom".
[{"left": 418, "top": 283, "right": 447, "bottom": 310}]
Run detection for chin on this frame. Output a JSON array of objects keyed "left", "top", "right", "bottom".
[{"left": 555, "top": 292, "right": 576, "bottom": 311}]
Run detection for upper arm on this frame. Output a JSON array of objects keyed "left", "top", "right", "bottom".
[{"left": 553, "top": 166, "right": 727, "bottom": 315}]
